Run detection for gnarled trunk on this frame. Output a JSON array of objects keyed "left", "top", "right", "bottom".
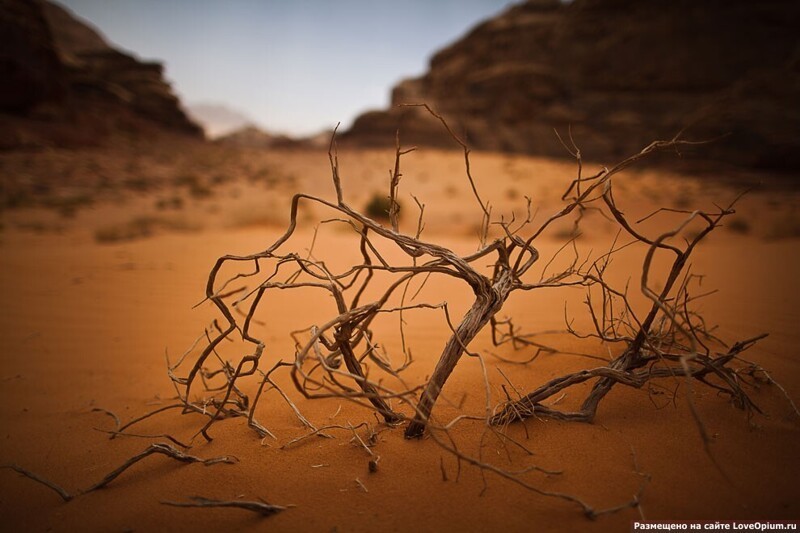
[{"left": 405, "top": 272, "right": 513, "bottom": 438}]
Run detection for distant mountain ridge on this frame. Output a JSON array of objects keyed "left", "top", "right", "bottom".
[
  {"left": 215, "top": 125, "right": 288, "bottom": 148},
  {"left": 186, "top": 103, "right": 256, "bottom": 139},
  {"left": 344, "top": 0, "right": 800, "bottom": 171},
  {"left": 215, "top": 125, "right": 334, "bottom": 150},
  {"left": 0, "top": 0, "right": 202, "bottom": 149}
]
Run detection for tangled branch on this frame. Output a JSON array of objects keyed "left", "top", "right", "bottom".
[{"left": 145, "top": 106, "right": 792, "bottom": 516}]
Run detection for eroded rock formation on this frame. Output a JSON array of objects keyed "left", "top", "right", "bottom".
[
  {"left": 345, "top": 0, "right": 800, "bottom": 170},
  {"left": 1, "top": 0, "right": 201, "bottom": 149}
]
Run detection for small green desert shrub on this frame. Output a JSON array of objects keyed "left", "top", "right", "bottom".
[
  {"left": 726, "top": 217, "right": 751, "bottom": 235},
  {"left": 673, "top": 191, "right": 692, "bottom": 209},
  {"left": 552, "top": 225, "right": 581, "bottom": 241},
  {"left": 365, "top": 193, "right": 398, "bottom": 221}
]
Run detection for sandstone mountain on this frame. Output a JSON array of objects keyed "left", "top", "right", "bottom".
[
  {"left": 344, "top": 0, "right": 800, "bottom": 171},
  {"left": 0, "top": 0, "right": 201, "bottom": 149}
]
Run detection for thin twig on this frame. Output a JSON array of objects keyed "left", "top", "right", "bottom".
[
  {"left": 85, "top": 443, "right": 237, "bottom": 492},
  {"left": 1, "top": 464, "right": 73, "bottom": 502}
]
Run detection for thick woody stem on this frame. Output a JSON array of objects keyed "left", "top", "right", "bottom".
[{"left": 405, "top": 272, "right": 513, "bottom": 438}]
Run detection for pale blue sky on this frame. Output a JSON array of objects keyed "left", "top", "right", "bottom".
[{"left": 57, "top": 0, "right": 514, "bottom": 135}]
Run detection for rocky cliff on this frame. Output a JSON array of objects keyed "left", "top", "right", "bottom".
[
  {"left": 344, "top": 0, "right": 800, "bottom": 171},
  {"left": 0, "top": 0, "right": 201, "bottom": 149}
]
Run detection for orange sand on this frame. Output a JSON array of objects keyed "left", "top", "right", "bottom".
[{"left": 1, "top": 147, "right": 798, "bottom": 531}]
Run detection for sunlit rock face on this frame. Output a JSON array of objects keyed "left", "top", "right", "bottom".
[{"left": 345, "top": 0, "right": 800, "bottom": 171}]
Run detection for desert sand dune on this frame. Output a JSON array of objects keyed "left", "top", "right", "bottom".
[{"left": 1, "top": 143, "right": 798, "bottom": 532}]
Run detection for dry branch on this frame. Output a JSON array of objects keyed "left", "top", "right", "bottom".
[
  {"left": 91, "top": 407, "right": 121, "bottom": 431},
  {"left": 1, "top": 464, "right": 73, "bottom": 502},
  {"left": 161, "top": 496, "right": 286, "bottom": 516},
  {"left": 85, "top": 443, "right": 237, "bottom": 492},
  {"left": 158, "top": 104, "right": 792, "bottom": 518}
]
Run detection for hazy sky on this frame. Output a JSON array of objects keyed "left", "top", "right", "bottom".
[{"left": 56, "top": 0, "right": 513, "bottom": 136}]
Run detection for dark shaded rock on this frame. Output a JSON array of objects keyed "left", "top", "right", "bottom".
[
  {"left": 0, "top": 0, "right": 202, "bottom": 149},
  {"left": 0, "top": 0, "right": 64, "bottom": 113},
  {"left": 41, "top": 0, "right": 108, "bottom": 58},
  {"left": 344, "top": 0, "right": 800, "bottom": 170}
]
